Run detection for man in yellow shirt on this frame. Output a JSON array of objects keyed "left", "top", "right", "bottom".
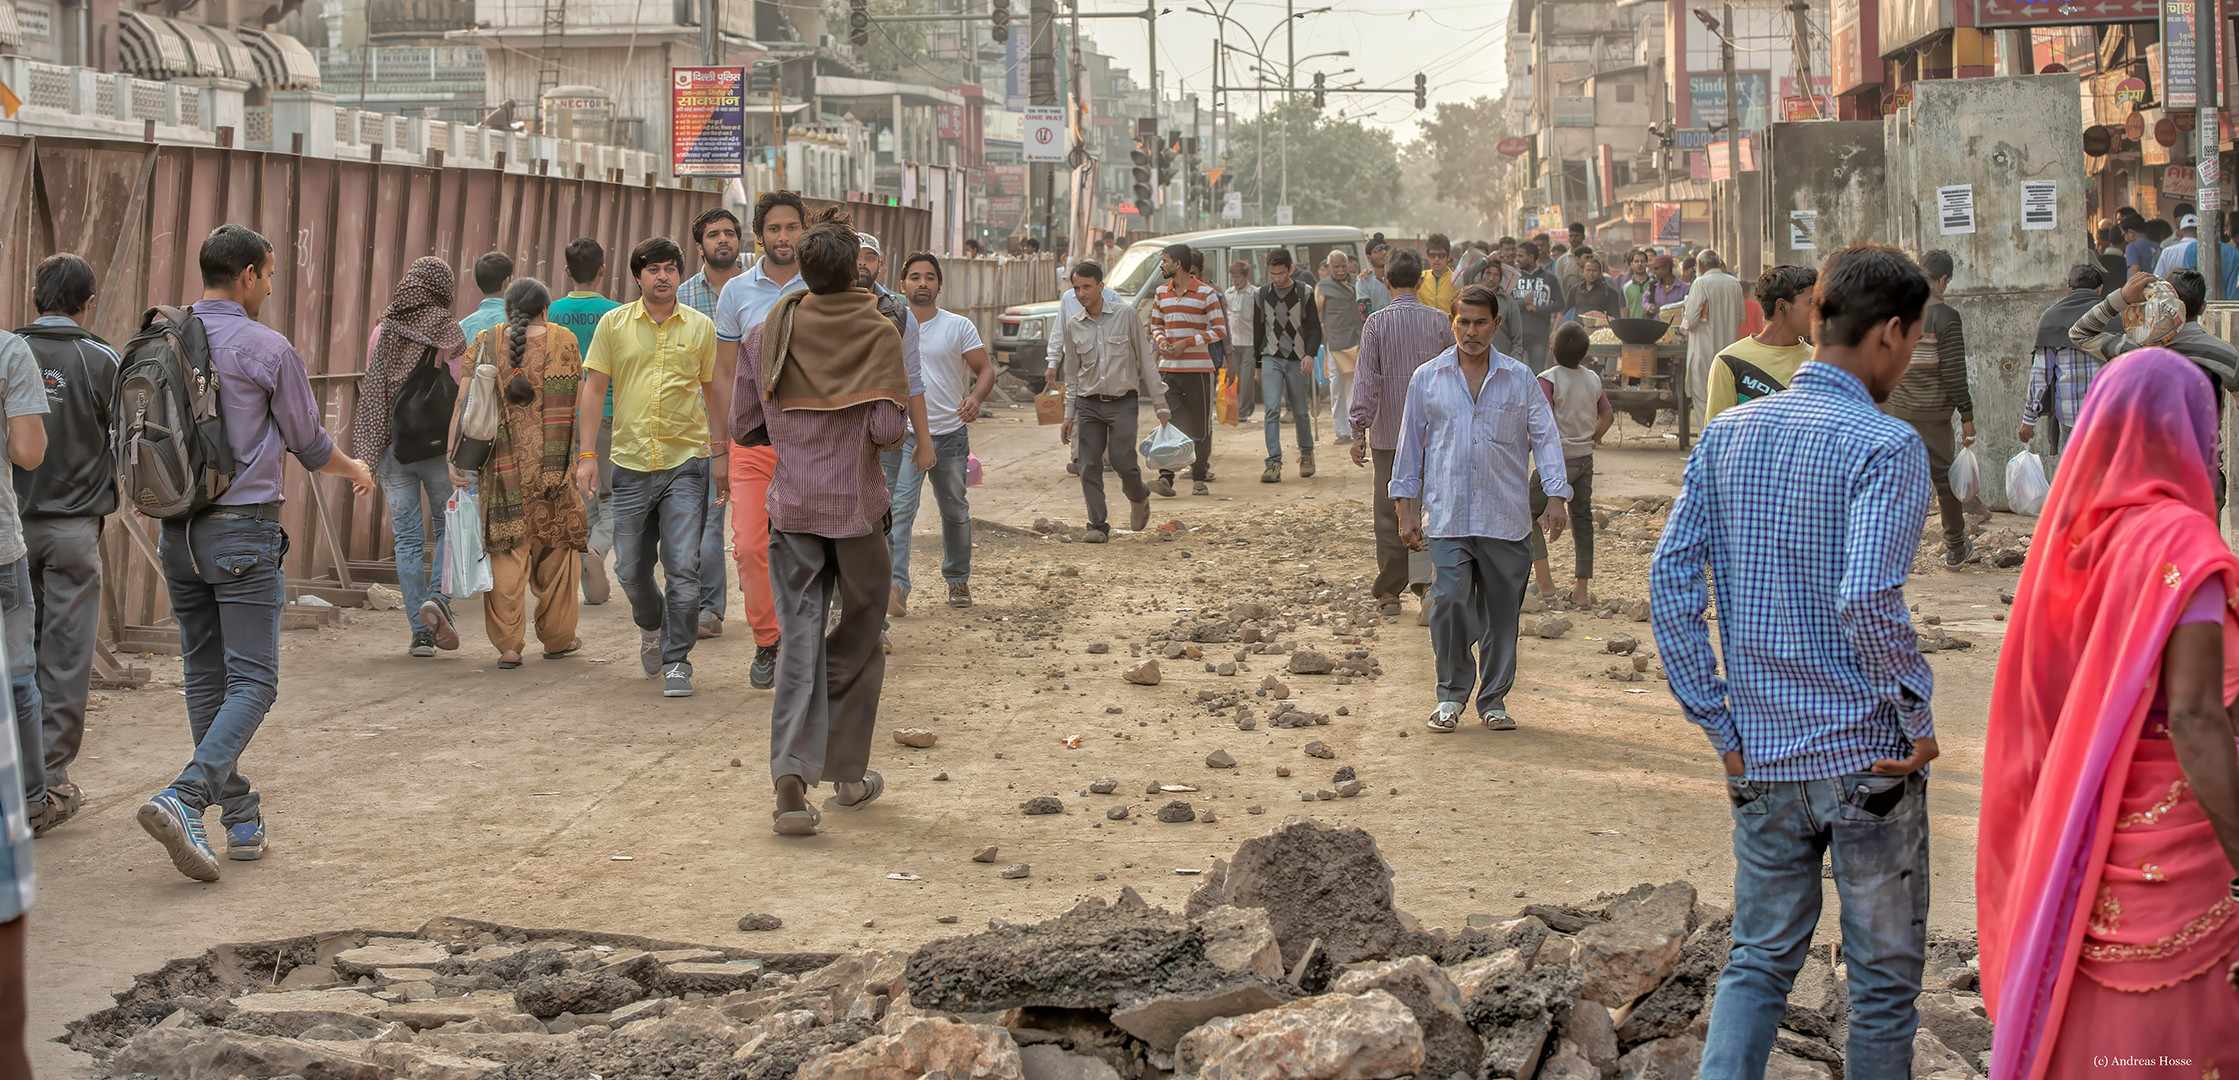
[
  {"left": 1704, "top": 264, "right": 1818, "bottom": 423},
  {"left": 1419, "top": 233, "right": 1459, "bottom": 313},
  {"left": 577, "top": 237, "right": 729, "bottom": 699}
]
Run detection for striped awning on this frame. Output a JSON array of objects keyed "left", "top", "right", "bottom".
[
  {"left": 119, "top": 11, "right": 259, "bottom": 82},
  {"left": 234, "top": 26, "right": 322, "bottom": 90},
  {"left": 0, "top": 2, "right": 24, "bottom": 49}
]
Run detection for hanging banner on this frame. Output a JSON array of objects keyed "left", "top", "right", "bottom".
[
  {"left": 1653, "top": 202, "right": 1682, "bottom": 245},
  {"left": 2164, "top": 0, "right": 2201, "bottom": 110},
  {"left": 671, "top": 67, "right": 746, "bottom": 178}
]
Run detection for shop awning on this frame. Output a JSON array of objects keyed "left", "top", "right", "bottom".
[
  {"left": 119, "top": 11, "right": 260, "bottom": 82},
  {"left": 235, "top": 26, "right": 322, "bottom": 90},
  {"left": 0, "top": 2, "right": 24, "bottom": 49}
]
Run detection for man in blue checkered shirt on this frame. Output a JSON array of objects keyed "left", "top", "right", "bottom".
[{"left": 1650, "top": 243, "right": 1943, "bottom": 1080}]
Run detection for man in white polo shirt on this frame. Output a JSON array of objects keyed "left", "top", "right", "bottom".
[{"left": 885, "top": 252, "right": 996, "bottom": 609}]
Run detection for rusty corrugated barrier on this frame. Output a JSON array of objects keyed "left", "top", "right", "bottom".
[{"left": 0, "top": 134, "right": 968, "bottom": 656}]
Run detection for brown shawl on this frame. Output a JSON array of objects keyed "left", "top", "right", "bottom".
[{"left": 759, "top": 289, "right": 910, "bottom": 412}]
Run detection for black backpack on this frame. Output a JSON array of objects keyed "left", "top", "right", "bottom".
[
  {"left": 113, "top": 306, "right": 236, "bottom": 519},
  {"left": 389, "top": 338, "right": 457, "bottom": 464}
]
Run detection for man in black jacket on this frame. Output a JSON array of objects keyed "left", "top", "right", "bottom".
[
  {"left": 1252, "top": 248, "right": 1324, "bottom": 483},
  {"left": 13, "top": 253, "right": 118, "bottom": 836}
]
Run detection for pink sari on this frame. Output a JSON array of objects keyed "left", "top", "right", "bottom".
[{"left": 1979, "top": 348, "right": 2239, "bottom": 1080}]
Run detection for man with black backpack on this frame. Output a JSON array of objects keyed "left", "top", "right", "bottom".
[
  {"left": 132, "top": 225, "right": 376, "bottom": 882},
  {"left": 13, "top": 254, "right": 119, "bottom": 838}
]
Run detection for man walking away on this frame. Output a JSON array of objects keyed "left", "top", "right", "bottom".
[
  {"left": 1253, "top": 249, "right": 1323, "bottom": 483},
  {"left": 1391, "top": 285, "right": 1571, "bottom": 733},
  {"left": 1681, "top": 250, "right": 1747, "bottom": 419},
  {"left": 1146, "top": 243, "right": 1226, "bottom": 497},
  {"left": 885, "top": 253, "right": 994, "bottom": 608},
  {"left": 2153, "top": 214, "right": 2202, "bottom": 277},
  {"left": 1883, "top": 249, "right": 1975, "bottom": 568},
  {"left": 2122, "top": 215, "right": 2160, "bottom": 277},
  {"left": 679, "top": 209, "right": 749, "bottom": 638},
  {"left": 2020, "top": 264, "right": 2107, "bottom": 479},
  {"left": 1530, "top": 324, "right": 1612, "bottom": 606},
  {"left": 0, "top": 324, "right": 46, "bottom": 844},
  {"left": 715, "top": 191, "right": 811, "bottom": 690},
  {"left": 138, "top": 225, "right": 378, "bottom": 881},
  {"left": 1056, "top": 262, "right": 1168, "bottom": 539},
  {"left": 579, "top": 237, "right": 727, "bottom": 699},
  {"left": 1224, "top": 259, "right": 1259, "bottom": 420},
  {"left": 1318, "top": 252, "right": 1364, "bottom": 444},
  {"left": 548, "top": 238, "right": 622, "bottom": 605},
  {"left": 355, "top": 258, "right": 468, "bottom": 657},
  {"left": 1651, "top": 243, "right": 1940, "bottom": 1080},
  {"left": 1419, "top": 234, "right": 1459, "bottom": 314},
  {"left": 1506, "top": 241, "right": 1564, "bottom": 372},
  {"left": 732, "top": 209, "right": 911, "bottom": 836},
  {"left": 1350, "top": 250, "right": 1454, "bottom": 620},
  {"left": 1705, "top": 264, "right": 1819, "bottom": 423},
  {"left": 14, "top": 255, "right": 117, "bottom": 837},
  {"left": 459, "top": 251, "right": 513, "bottom": 342},
  {"left": 1357, "top": 237, "right": 1394, "bottom": 318}
]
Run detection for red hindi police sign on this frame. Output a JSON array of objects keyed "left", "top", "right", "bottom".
[
  {"left": 1497, "top": 136, "right": 1531, "bottom": 156},
  {"left": 1976, "top": 0, "right": 2158, "bottom": 27},
  {"left": 672, "top": 67, "right": 747, "bottom": 178}
]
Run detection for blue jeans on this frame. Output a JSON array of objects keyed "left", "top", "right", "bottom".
[
  {"left": 159, "top": 511, "right": 288, "bottom": 827},
  {"left": 699, "top": 481, "right": 728, "bottom": 620},
  {"left": 1260, "top": 356, "right": 1314, "bottom": 464},
  {"left": 0, "top": 559, "right": 43, "bottom": 804},
  {"left": 611, "top": 458, "right": 708, "bottom": 669},
  {"left": 1702, "top": 771, "right": 1930, "bottom": 1080},
  {"left": 379, "top": 450, "right": 450, "bottom": 635},
  {"left": 880, "top": 429, "right": 973, "bottom": 598}
]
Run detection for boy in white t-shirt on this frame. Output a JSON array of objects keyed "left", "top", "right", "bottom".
[
  {"left": 884, "top": 253, "right": 997, "bottom": 609},
  {"left": 1530, "top": 323, "right": 1612, "bottom": 605}
]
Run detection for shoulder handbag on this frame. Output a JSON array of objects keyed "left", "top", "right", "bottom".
[{"left": 451, "top": 335, "right": 502, "bottom": 472}]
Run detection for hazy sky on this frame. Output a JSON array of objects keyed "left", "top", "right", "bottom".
[{"left": 1076, "top": 0, "right": 1514, "bottom": 140}]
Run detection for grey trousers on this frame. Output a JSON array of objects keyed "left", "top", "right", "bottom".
[
  {"left": 1075, "top": 393, "right": 1148, "bottom": 531},
  {"left": 1370, "top": 449, "right": 1434, "bottom": 602},
  {"left": 24, "top": 517, "right": 100, "bottom": 784},
  {"left": 768, "top": 528, "right": 888, "bottom": 787},
  {"left": 1428, "top": 535, "right": 1533, "bottom": 714}
]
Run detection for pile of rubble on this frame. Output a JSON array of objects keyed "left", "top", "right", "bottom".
[{"left": 77, "top": 820, "right": 1990, "bottom": 1080}]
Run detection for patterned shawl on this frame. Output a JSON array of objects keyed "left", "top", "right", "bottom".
[
  {"left": 471, "top": 326, "right": 584, "bottom": 554},
  {"left": 352, "top": 257, "right": 468, "bottom": 464}
]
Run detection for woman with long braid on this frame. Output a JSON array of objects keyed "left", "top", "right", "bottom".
[{"left": 449, "top": 279, "right": 589, "bottom": 667}]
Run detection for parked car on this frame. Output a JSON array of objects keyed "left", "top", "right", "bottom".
[{"left": 993, "top": 224, "right": 1368, "bottom": 392}]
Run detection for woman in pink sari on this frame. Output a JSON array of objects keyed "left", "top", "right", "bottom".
[{"left": 1979, "top": 346, "right": 2239, "bottom": 1079}]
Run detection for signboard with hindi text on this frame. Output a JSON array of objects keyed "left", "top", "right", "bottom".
[
  {"left": 1022, "top": 106, "right": 1065, "bottom": 163},
  {"left": 671, "top": 67, "right": 746, "bottom": 177}
]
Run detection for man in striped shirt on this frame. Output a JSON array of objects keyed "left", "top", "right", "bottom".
[
  {"left": 1350, "top": 249, "right": 1455, "bottom": 619},
  {"left": 1147, "top": 244, "right": 1226, "bottom": 496}
]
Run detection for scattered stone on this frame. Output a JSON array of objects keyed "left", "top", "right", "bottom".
[
  {"left": 1087, "top": 642, "right": 1110, "bottom": 654},
  {"left": 1021, "top": 797, "right": 1065, "bottom": 816},
  {"left": 1561, "top": 999, "right": 1623, "bottom": 1076},
  {"left": 1779, "top": 951, "right": 1848, "bottom": 1040},
  {"left": 1157, "top": 801, "right": 1197, "bottom": 823},
  {"left": 1336, "top": 780, "right": 1364, "bottom": 798},
  {"left": 1533, "top": 616, "right": 1575, "bottom": 639},
  {"left": 512, "top": 973, "right": 645, "bottom": 1020},
  {"left": 793, "top": 1015, "right": 1024, "bottom": 1080},
  {"left": 1216, "top": 662, "right": 1238, "bottom": 676},
  {"left": 1626, "top": 598, "right": 1652, "bottom": 621},
  {"left": 1260, "top": 676, "right": 1292, "bottom": 699},
  {"left": 736, "top": 913, "right": 783, "bottom": 932},
  {"left": 1106, "top": 805, "right": 1130, "bottom": 821},
  {"left": 1617, "top": 1034, "right": 1702, "bottom": 1079},
  {"left": 1199, "top": 809, "right": 1219, "bottom": 824},
  {"left": 1001, "top": 863, "right": 1032, "bottom": 880},
  {"left": 936, "top": 915, "right": 960, "bottom": 924},
  {"left": 1332, "top": 766, "right": 1356, "bottom": 784},
  {"left": 892, "top": 728, "right": 939, "bottom": 748},
  {"left": 1287, "top": 650, "right": 1335, "bottom": 675},
  {"left": 1616, "top": 913, "right": 1730, "bottom": 1048},
  {"left": 1316, "top": 789, "right": 1336, "bottom": 801},
  {"left": 1175, "top": 989, "right": 1424, "bottom": 1079},
  {"left": 1236, "top": 714, "right": 1258, "bottom": 731},
  {"left": 1018, "top": 1043, "right": 1124, "bottom": 1080},
  {"left": 1607, "top": 633, "right": 1640, "bottom": 655},
  {"left": 932, "top": 772, "right": 949, "bottom": 781},
  {"left": 974, "top": 845, "right": 1000, "bottom": 862},
  {"left": 1914, "top": 1028, "right": 1977, "bottom": 1080},
  {"left": 1916, "top": 990, "right": 1994, "bottom": 1066},
  {"left": 1330, "top": 956, "right": 1481, "bottom": 1078},
  {"left": 1124, "top": 660, "right": 1162, "bottom": 686},
  {"left": 1924, "top": 929, "right": 1981, "bottom": 992},
  {"left": 1247, "top": 805, "right": 1266, "bottom": 815},
  {"left": 1089, "top": 778, "right": 1120, "bottom": 795},
  {"left": 1302, "top": 741, "right": 1335, "bottom": 759}
]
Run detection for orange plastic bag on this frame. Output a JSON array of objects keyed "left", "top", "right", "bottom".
[
  {"left": 1036, "top": 382, "right": 1065, "bottom": 426},
  {"left": 1216, "top": 371, "right": 1240, "bottom": 426}
]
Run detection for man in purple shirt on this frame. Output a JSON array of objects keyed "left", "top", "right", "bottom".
[
  {"left": 136, "top": 225, "right": 376, "bottom": 882},
  {"left": 1348, "top": 249, "right": 1456, "bottom": 620}
]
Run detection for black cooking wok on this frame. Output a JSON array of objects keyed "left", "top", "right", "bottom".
[{"left": 1606, "top": 317, "right": 1672, "bottom": 345}]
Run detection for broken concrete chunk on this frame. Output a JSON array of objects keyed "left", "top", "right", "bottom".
[
  {"left": 973, "top": 845, "right": 1001, "bottom": 863},
  {"left": 893, "top": 728, "right": 939, "bottom": 748},
  {"left": 1185, "top": 817, "right": 1410, "bottom": 970},
  {"left": 736, "top": 913, "right": 783, "bottom": 932},
  {"left": 1616, "top": 1034, "right": 1702, "bottom": 1079},
  {"left": 1302, "top": 741, "right": 1336, "bottom": 759},
  {"left": 793, "top": 1015, "right": 1025, "bottom": 1080},
  {"left": 512, "top": 973, "right": 645, "bottom": 1019},
  {"left": 111, "top": 1028, "right": 388, "bottom": 1080},
  {"left": 1574, "top": 882, "right": 1695, "bottom": 1007},
  {"left": 1020, "top": 796, "right": 1065, "bottom": 816},
  {"left": 1089, "top": 778, "right": 1120, "bottom": 795},
  {"left": 1157, "top": 801, "right": 1197, "bottom": 823},
  {"left": 1330, "top": 956, "right": 1481, "bottom": 1079},
  {"left": 332, "top": 940, "right": 451, "bottom": 977},
  {"left": 1205, "top": 749, "right": 1236, "bottom": 769},
  {"left": 1001, "top": 863, "right": 1032, "bottom": 880},
  {"left": 1194, "top": 906, "right": 1285, "bottom": 980},
  {"left": 1106, "top": 805, "right": 1130, "bottom": 821},
  {"left": 1174, "top": 989, "right": 1424, "bottom": 1079},
  {"left": 1124, "top": 660, "right": 1162, "bottom": 685},
  {"left": 1533, "top": 616, "right": 1574, "bottom": 639}
]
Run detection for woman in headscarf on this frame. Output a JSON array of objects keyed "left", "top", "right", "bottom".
[
  {"left": 447, "top": 278, "right": 587, "bottom": 668},
  {"left": 354, "top": 257, "right": 468, "bottom": 659},
  {"left": 1978, "top": 347, "right": 2239, "bottom": 1079}
]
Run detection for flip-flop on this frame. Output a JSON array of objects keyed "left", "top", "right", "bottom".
[
  {"left": 772, "top": 810, "right": 821, "bottom": 836},
  {"left": 497, "top": 655, "right": 523, "bottom": 670},
  {"left": 823, "top": 770, "right": 885, "bottom": 813},
  {"left": 544, "top": 638, "right": 583, "bottom": 660},
  {"left": 1426, "top": 709, "right": 1460, "bottom": 733}
]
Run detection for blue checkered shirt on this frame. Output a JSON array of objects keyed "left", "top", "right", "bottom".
[
  {"left": 0, "top": 619, "right": 32, "bottom": 921},
  {"left": 677, "top": 271, "right": 721, "bottom": 322},
  {"left": 1650, "top": 361, "right": 1937, "bottom": 782}
]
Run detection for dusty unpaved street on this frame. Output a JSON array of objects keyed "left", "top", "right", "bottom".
[{"left": 30, "top": 400, "right": 2016, "bottom": 1076}]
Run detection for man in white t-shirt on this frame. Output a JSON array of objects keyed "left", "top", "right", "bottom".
[{"left": 886, "top": 252, "right": 996, "bottom": 609}]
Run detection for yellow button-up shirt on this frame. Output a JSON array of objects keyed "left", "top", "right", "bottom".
[
  {"left": 1419, "top": 268, "right": 1458, "bottom": 314},
  {"left": 583, "top": 299, "right": 718, "bottom": 473}
]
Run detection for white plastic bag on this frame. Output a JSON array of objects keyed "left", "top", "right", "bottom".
[
  {"left": 1139, "top": 422, "right": 1195, "bottom": 471},
  {"left": 2005, "top": 450, "right": 2050, "bottom": 516},
  {"left": 1948, "top": 445, "right": 1982, "bottom": 502},
  {"left": 443, "top": 487, "right": 493, "bottom": 598}
]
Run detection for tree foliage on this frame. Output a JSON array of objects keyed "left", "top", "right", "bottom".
[
  {"left": 1222, "top": 97, "right": 1403, "bottom": 227},
  {"left": 1416, "top": 94, "right": 1525, "bottom": 229}
]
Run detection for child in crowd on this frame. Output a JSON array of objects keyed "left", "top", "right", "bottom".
[{"left": 1530, "top": 323, "right": 1612, "bottom": 605}]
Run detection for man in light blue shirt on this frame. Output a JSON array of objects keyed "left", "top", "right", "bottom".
[
  {"left": 457, "top": 252, "right": 513, "bottom": 342},
  {"left": 1390, "top": 284, "right": 1570, "bottom": 733}
]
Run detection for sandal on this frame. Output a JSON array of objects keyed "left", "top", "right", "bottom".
[
  {"left": 30, "top": 781, "right": 83, "bottom": 837},
  {"left": 772, "top": 809, "right": 821, "bottom": 836},
  {"left": 824, "top": 770, "right": 885, "bottom": 813},
  {"left": 543, "top": 638, "right": 583, "bottom": 660},
  {"left": 498, "top": 652, "right": 523, "bottom": 669},
  {"left": 1426, "top": 706, "right": 1461, "bottom": 733},
  {"left": 1483, "top": 708, "right": 1516, "bottom": 732},
  {"left": 1192, "top": 481, "right": 1210, "bottom": 496}
]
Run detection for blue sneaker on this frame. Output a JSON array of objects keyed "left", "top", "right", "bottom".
[
  {"left": 137, "top": 790, "right": 221, "bottom": 882},
  {"left": 226, "top": 814, "right": 268, "bottom": 862}
]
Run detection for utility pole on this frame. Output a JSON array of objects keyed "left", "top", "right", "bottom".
[
  {"left": 1785, "top": 0, "right": 1812, "bottom": 118},
  {"left": 1721, "top": 2, "right": 1737, "bottom": 260},
  {"left": 1281, "top": 0, "right": 1292, "bottom": 212},
  {"left": 703, "top": 0, "right": 717, "bottom": 64},
  {"left": 2202, "top": 0, "right": 2223, "bottom": 301},
  {"left": 1030, "top": 0, "right": 1057, "bottom": 242}
]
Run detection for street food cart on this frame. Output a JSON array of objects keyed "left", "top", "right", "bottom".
[{"left": 1580, "top": 312, "right": 1694, "bottom": 448}]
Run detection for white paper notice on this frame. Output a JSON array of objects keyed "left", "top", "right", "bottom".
[
  {"left": 1937, "top": 185, "right": 1976, "bottom": 235},
  {"left": 2020, "top": 181, "right": 2057, "bottom": 231},
  {"left": 1789, "top": 210, "right": 1818, "bottom": 250}
]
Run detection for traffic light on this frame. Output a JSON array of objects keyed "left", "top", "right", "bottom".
[
  {"left": 1413, "top": 73, "right": 1427, "bottom": 109},
  {"left": 1160, "top": 129, "right": 1181, "bottom": 177},
  {"left": 991, "top": 0, "right": 1010, "bottom": 44},
  {"left": 849, "top": 0, "right": 869, "bottom": 46},
  {"left": 1132, "top": 138, "right": 1155, "bottom": 209},
  {"left": 1313, "top": 71, "right": 1325, "bottom": 109}
]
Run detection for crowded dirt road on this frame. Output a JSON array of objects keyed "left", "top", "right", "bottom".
[{"left": 29, "top": 401, "right": 2015, "bottom": 1076}]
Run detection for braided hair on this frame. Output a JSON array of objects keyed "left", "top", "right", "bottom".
[{"left": 502, "top": 277, "right": 551, "bottom": 406}]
